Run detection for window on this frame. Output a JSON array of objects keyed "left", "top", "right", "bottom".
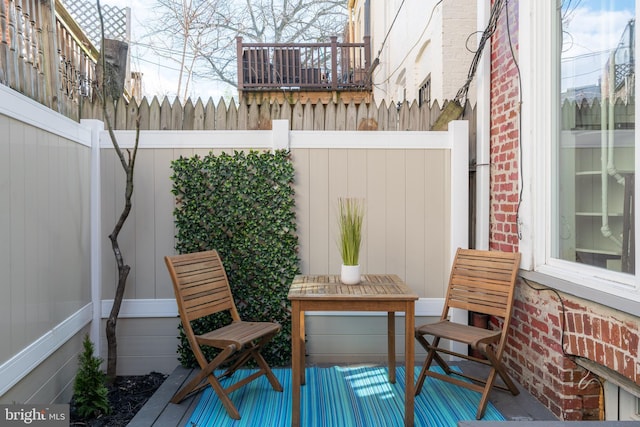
[
  {"left": 604, "top": 383, "right": 640, "bottom": 421},
  {"left": 418, "top": 75, "right": 431, "bottom": 107},
  {"left": 557, "top": 1, "right": 636, "bottom": 274},
  {"left": 520, "top": 2, "right": 640, "bottom": 306}
]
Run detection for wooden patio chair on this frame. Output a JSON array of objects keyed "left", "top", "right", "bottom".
[
  {"left": 164, "top": 250, "right": 283, "bottom": 420},
  {"left": 414, "top": 248, "right": 521, "bottom": 419}
]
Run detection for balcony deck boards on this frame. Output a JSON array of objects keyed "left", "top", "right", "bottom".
[{"left": 237, "top": 36, "right": 372, "bottom": 100}]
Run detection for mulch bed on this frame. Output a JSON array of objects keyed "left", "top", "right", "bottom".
[{"left": 70, "top": 372, "right": 167, "bottom": 426}]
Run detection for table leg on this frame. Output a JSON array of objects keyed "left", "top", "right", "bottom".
[
  {"left": 291, "top": 302, "right": 302, "bottom": 427},
  {"left": 388, "top": 311, "right": 396, "bottom": 384},
  {"left": 300, "top": 310, "right": 306, "bottom": 385},
  {"left": 404, "top": 303, "right": 415, "bottom": 427}
]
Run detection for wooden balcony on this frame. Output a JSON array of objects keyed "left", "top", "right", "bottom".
[{"left": 236, "top": 36, "right": 373, "bottom": 104}]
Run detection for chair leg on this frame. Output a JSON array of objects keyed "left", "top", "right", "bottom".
[
  {"left": 208, "top": 373, "right": 241, "bottom": 420},
  {"left": 481, "top": 344, "right": 519, "bottom": 395},
  {"left": 171, "top": 346, "right": 242, "bottom": 420},
  {"left": 171, "top": 369, "right": 209, "bottom": 404},
  {"left": 415, "top": 333, "right": 440, "bottom": 395},
  {"left": 475, "top": 368, "right": 498, "bottom": 419},
  {"left": 474, "top": 344, "right": 520, "bottom": 420},
  {"left": 171, "top": 358, "right": 222, "bottom": 404},
  {"left": 253, "top": 349, "right": 283, "bottom": 392},
  {"left": 416, "top": 333, "right": 451, "bottom": 373},
  {"left": 218, "top": 332, "right": 283, "bottom": 393},
  {"left": 219, "top": 348, "right": 254, "bottom": 379},
  {"left": 431, "top": 349, "right": 454, "bottom": 375}
]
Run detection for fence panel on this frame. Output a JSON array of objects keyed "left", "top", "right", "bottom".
[
  {"left": 98, "top": 124, "right": 467, "bottom": 371},
  {"left": 79, "top": 95, "right": 477, "bottom": 135},
  {"left": 0, "top": 84, "right": 92, "bottom": 402}
]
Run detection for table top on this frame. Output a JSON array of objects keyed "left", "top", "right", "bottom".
[{"left": 288, "top": 274, "right": 419, "bottom": 301}]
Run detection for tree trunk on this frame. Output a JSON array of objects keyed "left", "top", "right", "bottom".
[
  {"left": 97, "top": 0, "right": 140, "bottom": 382},
  {"left": 105, "top": 163, "right": 135, "bottom": 380}
]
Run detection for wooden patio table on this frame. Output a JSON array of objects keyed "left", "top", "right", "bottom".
[{"left": 288, "top": 274, "right": 419, "bottom": 427}]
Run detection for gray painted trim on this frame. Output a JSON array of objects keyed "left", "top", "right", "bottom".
[{"left": 520, "top": 270, "right": 640, "bottom": 316}]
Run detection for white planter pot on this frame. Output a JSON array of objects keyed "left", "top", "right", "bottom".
[{"left": 341, "top": 264, "right": 361, "bottom": 285}]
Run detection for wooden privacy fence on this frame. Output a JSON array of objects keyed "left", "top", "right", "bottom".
[
  {"left": 561, "top": 98, "right": 635, "bottom": 130},
  {"left": 81, "top": 95, "right": 478, "bottom": 132},
  {"left": 0, "top": 0, "right": 128, "bottom": 120}
]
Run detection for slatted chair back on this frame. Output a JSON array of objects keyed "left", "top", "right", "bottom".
[
  {"left": 166, "top": 250, "right": 241, "bottom": 326},
  {"left": 444, "top": 248, "right": 520, "bottom": 319}
]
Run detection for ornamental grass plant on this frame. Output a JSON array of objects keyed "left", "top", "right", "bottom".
[{"left": 338, "top": 198, "right": 364, "bottom": 266}]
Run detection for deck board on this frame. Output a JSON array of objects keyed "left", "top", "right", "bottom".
[{"left": 127, "top": 366, "right": 197, "bottom": 427}]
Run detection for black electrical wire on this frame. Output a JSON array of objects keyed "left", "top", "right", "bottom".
[
  {"left": 454, "top": 0, "right": 505, "bottom": 105},
  {"left": 377, "top": 0, "right": 407, "bottom": 58},
  {"left": 502, "top": 0, "right": 524, "bottom": 240}
]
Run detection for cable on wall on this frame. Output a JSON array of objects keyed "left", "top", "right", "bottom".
[
  {"left": 376, "top": 0, "right": 407, "bottom": 60},
  {"left": 454, "top": 0, "right": 504, "bottom": 106},
  {"left": 521, "top": 277, "right": 606, "bottom": 418},
  {"left": 372, "top": 0, "right": 443, "bottom": 89},
  {"left": 503, "top": 0, "right": 524, "bottom": 241},
  {"left": 431, "top": 0, "right": 505, "bottom": 130}
]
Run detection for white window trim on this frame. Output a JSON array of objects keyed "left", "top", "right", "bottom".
[{"left": 517, "top": 0, "right": 640, "bottom": 311}]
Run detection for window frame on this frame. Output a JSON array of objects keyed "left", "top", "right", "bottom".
[
  {"left": 418, "top": 74, "right": 431, "bottom": 107},
  {"left": 518, "top": 0, "right": 640, "bottom": 311}
]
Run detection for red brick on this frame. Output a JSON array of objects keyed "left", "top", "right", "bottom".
[
  {"left": 602, "top": 320, "right": 611, "bottom": 343},
  {"left": 604, "top": 345, "right": 614, "bottom": 366},
  {"left": 531, "top": 317, "right": 549, "bottom": 334},
  {"left": 543, "top": 335, "right": 563, "bottom": 354},
  {"left": 615, "top": 349, "right": 625, "bottom": 371},
  {"left": 582, "top": 394, "right": 600, "bottom": 410},
  {"left": 594, "top": 342, "right": 605, "bottom": 365},
  {"left": 624, "top": 355, "right": 634, "bottom": 378},
  {"left": 569, "top": 335, "right": 578, "bottom": 354},
  {"left": 564, "top": 411, "right": 584, "bottom": 421},
  {"left": 577, "top": 337, "right": 587, "bottom": 356},
  {"left": 566, "top": 314, "right": 576, "bottom": 332},
  {"left": 592, "top": 317, "right": 601, "bottom": 339},
  {"left": 586, "top": 339, "right": 596, "bottom": 360},
  {"left": 583, "top": 314, "right": 592, "bottom": 335},
  {"left": 563, "top": 299, "right": 586, "bottom": 311},
  {"left": 622, "top": 325, "right": 639, "bottom": 356},
  {"left": 574, "top": 313, "right": 584, "bottom": 334},
  {"left": 610, "top": 323, "right": 621, "bottom": 347}
]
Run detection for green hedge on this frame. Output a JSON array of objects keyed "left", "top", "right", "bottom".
[{"left": 170, "top": 150, "right": 299, "bottom": 368}]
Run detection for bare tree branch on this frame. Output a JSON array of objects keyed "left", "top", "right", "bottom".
[{"left": 142, "top": 0, "right": 347, "bottom": 94}]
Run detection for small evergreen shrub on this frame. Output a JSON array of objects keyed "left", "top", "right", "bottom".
[
  {"left": 72, "top": 334, "right": 111, "bottom": 419},
  {"left": 170, "top": 149, "right": 299, "bottom": 368}
]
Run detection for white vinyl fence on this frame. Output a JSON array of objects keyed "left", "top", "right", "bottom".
[
  {"left": 98, "top": 121, "right": 468, "bottom": 370},
  {"left": 1, "top": 82, "right": 468, "bottom": 405}
]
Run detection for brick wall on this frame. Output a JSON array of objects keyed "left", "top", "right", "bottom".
[
  {"left": 490, "top": 0, "right": 640, "bottom": 420},
  {"left": 505, "top": 283, "right": 602, "bottom": 420},
  {"left": 505, "top": 281, "right": 640, "bottom": 419},
  {"left": 489, "top": 0, "right": 520, "bottom": 254}
]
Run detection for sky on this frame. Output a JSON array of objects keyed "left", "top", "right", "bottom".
[
  {"left": 103, "top": 0, "right": 234, "bottom": 102},
  {"left": 103, "top": 0, "right": 636, "bottom": 100},
  {"left": 561, "top": 0, "right": 635, "bottom": 92}
]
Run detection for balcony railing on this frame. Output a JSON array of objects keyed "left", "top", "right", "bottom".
[{"left": 236, "top": 36, "right": 371, "bottom": 92}]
